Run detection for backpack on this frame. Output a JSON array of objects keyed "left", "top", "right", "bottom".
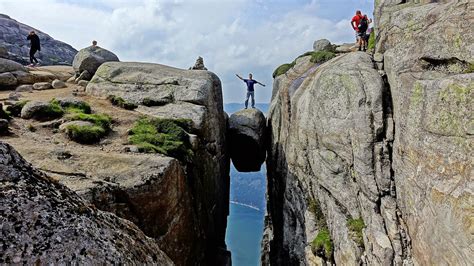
[{"left": 358, "top": 17, "right": 368, "bottom": 32}]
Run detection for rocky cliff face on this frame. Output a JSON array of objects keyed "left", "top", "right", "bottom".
[
  {"left": 86, "top": 62, "right": 231, "bottom": 264},
  {"left": 263, "top": 1, "right": 472, "bottom": 265},
  {"left": 0, "top": 14, "right": 77, "bottom": 65},
  {"left": 0, "top": 142, "right": 173, "bottom": 264},
  {"left": 1, "top": 61, "right": 230, "bottom": 265},
  {"left": 374, "top": 1, "right": 473, "bottom": 264}
]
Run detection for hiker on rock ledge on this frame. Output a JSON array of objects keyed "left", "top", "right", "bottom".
[
  {"left": 26, "top": 31, "right": 40, "bottom": 66},
  {"left": 236, "top": 73, "right": 265, "bottom": 109}
]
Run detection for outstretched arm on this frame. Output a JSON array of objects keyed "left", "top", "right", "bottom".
[
  {"left": 256, "top": 80, "right": 266, "bottom": 87},
  {"left": 235, "top": 74, "right": 244, "bottom": 80}
]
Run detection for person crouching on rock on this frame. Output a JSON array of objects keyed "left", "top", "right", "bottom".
[
  {"left": 26, "top": 31, "right": 40, "bottom": 66},
  {"left": 236, "top": 73, "right": 265, "bottom": 109}
]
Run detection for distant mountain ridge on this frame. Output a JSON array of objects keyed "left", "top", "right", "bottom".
[{"left": 0, "top": 14, "right": 77, "bottom": 65}]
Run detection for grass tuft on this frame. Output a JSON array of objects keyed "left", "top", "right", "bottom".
[
  {"left": 66, "top": 112, "right": 112, "bottom": 131},
  {"left": 108, "top": 95, "right": 138, "bottom": 110},
  {"left": 347, "top": 218, "right": 365, "bottom": 246},
  {"left": 309, "top": 51, "right": 336, "bottom": 64},
  {"left": 128, "top": 117, "right": 193, "bottom": 161},
  {"left": 65, "top": 124, "right": 106, "bottom": 144},
  {"left": 368, "top": 30, "right": 376, "bottom": 50},
  {"left": 5, "top": 100, "right": 29, "bottom": 117},
  {"left": 311, "top": 228, "right": 333, "bottom": 259},
  {"left": 35, "top": 100, "right": 64, "bottom": 120}
]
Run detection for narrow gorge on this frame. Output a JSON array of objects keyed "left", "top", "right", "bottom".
[{"left": 1, "top": 0, "right": 472, "bottom": 265}]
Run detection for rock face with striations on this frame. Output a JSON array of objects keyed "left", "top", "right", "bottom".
[
  {"left": 228, "top": 108, "right": 267, "bottom": 172},
  {"left": 84, "top": 62, "right": 230, "bottom": 265},
  {"left": 0, "top": 14, "right": 77, "bottom": 65},
  {"left": 72, "top": 45, "right": 119, "bottom": 80},
  {"left": 0, "top": 142, "right": 173, "bottom": 265},
  {"left": 263, "top": 1, "right": 473, "bottom": 265},
  {"left": 374, "top": 1, "right": 473, "bottom": 264}
]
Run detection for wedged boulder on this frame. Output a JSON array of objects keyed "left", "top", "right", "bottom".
[
  {"left": 0, "top": 142, "right": 173, "bottom": 265},
  {"left": 73, "top": 46, "right": 119, "bottom": 79},
  {"left": 228, "top": 108, "right": 267, "bottom": 172}
]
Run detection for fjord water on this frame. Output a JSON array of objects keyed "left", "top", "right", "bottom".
[{"left": 224, "top": 103, "right": 269, "bottom": 265}]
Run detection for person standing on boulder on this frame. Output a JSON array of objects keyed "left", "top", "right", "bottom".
[
  {"left": 26, "top": 31, "right": 40, "bottom": 66},
  {"left": 236, "top": 73, "right": 265, "bottom": 109}
]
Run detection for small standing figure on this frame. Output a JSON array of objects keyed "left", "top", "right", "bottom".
[
  {"left": 92, "top": 40, "right": 98, "bottom": 47},
  {"left": 236, "top": 73, "right": 265, "bottom": 109},
  {"left": 26, "top": 31, "right": 40, "bottom": 66}
]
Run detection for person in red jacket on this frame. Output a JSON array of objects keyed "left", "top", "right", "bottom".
[{"left": 351, "top": 11, "right": 370, "bottom": 51}]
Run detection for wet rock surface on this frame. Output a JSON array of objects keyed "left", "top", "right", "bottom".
[{"left": 228, "top": 108, "right": 267, "bottom": 172}]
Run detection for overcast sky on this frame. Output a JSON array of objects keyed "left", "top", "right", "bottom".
[{"left": 0, "top": 0, "right": 374, "bottom": 103}]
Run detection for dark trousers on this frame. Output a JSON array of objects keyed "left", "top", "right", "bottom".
[
  {"left": 245, "top": 91, "right": 255, "bottom": 108},
  {"left": 30, "top": 48, "right": 38, "bottom": 64}
]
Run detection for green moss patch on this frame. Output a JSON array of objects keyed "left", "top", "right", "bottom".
[
  {"left": 56, "top": 99, "right": 91, "bottom": 114},
  {"left": 308, "top": 199, "right": 326, "bottom": 228},
  {"left": 311, "top": 228, "right": 333, "bottom": 259},
  {"left": 309, "top": 51, "right": 336, "bottom": 64},
  {"left": 347, "top": 218, "right": 365, "bottom": 246},
  {"left": 5, "top": 100, "right": 29, "bottom": 117},
  {"left": 273, "top": 62, "right": 296, "bottom": 78},
  {"left": 62, "top": 102, "right": 112, "bottom": 144},
  {"left": 128, "top": 117, "right": 193, "bottom": 161},
  {"left": 368, "top": 30, "right": 376, "bottom": 50},
  {"left": 36, "top": 100, "right": 65, "bottom": 120},
  {"left": 65, "top": 124, "right": 106, "bottom": 144},
  {"left": 108, "top": 95, "right": 138, "bottom": 110},
  {"left": 66, "top": 111, "right": 112, "bottom": 131}
]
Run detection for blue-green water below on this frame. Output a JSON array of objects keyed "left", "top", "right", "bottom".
[{"left": 225, "top": 203, "right": 265, "bottom": 266}]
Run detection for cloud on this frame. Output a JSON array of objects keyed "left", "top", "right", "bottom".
[{"left": 0, "top": 0, "right": 373, "bottom": 103}]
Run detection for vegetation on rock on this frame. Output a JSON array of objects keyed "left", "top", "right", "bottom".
[
  {"left": 128, "top": 117, "right": 193, "bottom": 161},
  {"left": 5, "top": 100, "right": 29, "bottom": 117},
  {"left": 36, "top": 100, "right": 65, "bottom": 120},
  {"left": 65, "top": 124, "right": 106, "bottom": 144},
  {"left": 108, "top": 95, "right": 138, "bottom": 110},
  {"left": 273, "top": 51, "right": 336, "bottom": 78},
  {"left": 66, "top": 109, "right": 112, "bottom": 131},
  {"left": 368, "top": 30, "right": 376, "bottom": 50},
  {"left": 311, "top": 228, "right": 333, "bottom": 260},
  {"left": 273, "top": 62, "right": 297, "bottom": 78},
  {"left": 347, "top": 218, "right": 365, "bottom": 246}
]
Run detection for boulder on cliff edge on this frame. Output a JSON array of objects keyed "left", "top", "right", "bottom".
[
  {"left": 72, "top": 46, "right": 119, "bottom": 80},
  {"left": 228, "top": 108, "right": 267, "bottom": 172}
]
